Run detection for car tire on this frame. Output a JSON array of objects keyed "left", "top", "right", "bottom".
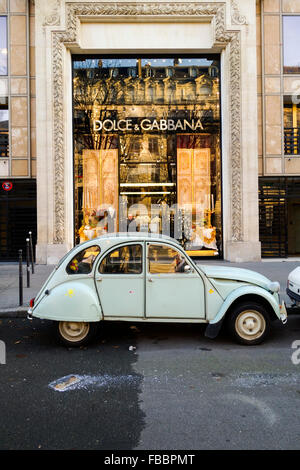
[
  {"left": 56, "top": 321, "right": 98, "bottom": 347},
  {"left": 227, "top": 302, "right": 270, "bottom": 345}
]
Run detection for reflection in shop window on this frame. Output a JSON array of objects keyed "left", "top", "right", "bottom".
[
  {"left": 0, "top": 97, "right": 8, "bottom": 158},
  {"left": 0, "top": 17, "right": 7, "bottom": 76},
  {"left": 284, "top": 96, "right": 300, "bottom": 155},
  {"left": 73, "top": 56, "right": 222, "bottom": 257},
  {"left": 283, "top": 16, "right": 300, "bottom": 74}
]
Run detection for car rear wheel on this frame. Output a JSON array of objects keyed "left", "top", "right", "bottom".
[
  {"left": 227, "top": 302, "right": 270, "bottom": 345},
  {"left": 57, "top": 321, "right": 98, "bottom": 347}
]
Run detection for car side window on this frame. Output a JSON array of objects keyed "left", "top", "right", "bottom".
[
  {"left": 99, "top": 244, "right": 142, "bottom": 274},
  {"left": 66, "top": 245, "right": 101, "bottom": 275},
  {"left": 148, "top": 244, "right": 189, "bottom": 274}
]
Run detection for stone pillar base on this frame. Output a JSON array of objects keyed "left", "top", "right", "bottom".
[
  {"left": 225, "top": 241, "right": 261, "bottom": 262},
  {"left": 36, "top": 243, "right": 70, "bottom": 265}
]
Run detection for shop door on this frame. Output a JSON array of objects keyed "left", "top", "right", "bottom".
[
  {"left": 95, "top": 243, "right": 144, "bottom": 318},
  {"left": 145, "top": 242, "right": 205, "bottom": 319},
  {"left": 0, "top": 180, "right": 37, "bottom": 261},
  {"left": 288, "top": 201, "right": 300, "bottom": 255}
]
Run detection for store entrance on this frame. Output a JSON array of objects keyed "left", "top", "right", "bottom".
[
  {"left": 119, "top": 133, "right": 177, "bottom": 231},
  {"left": 288, "top": 199, "right": 300, "bottom": 255},
  {"left": 0, "top": 180, "right": 37, "bottom": 261},
  {"left": 259, "top": 177, "right": 300, "bottom": 258}
]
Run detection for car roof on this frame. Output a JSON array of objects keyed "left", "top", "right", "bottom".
[
  {"left": 74, "top": 232, "right": 181, "bottom": 252},
  {"left": 55, "top": 233, "right": 183, "bottom": 269}
]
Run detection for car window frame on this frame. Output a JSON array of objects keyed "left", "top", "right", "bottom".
[
  {"left": 65, "top": 244, "right": 101, "bottom": 275},
  {"left": 97, "top": 242, "right": 144, "bottom": 276},
  {"left": 146, "top": 242, "right": 195, "bottom": 276}
]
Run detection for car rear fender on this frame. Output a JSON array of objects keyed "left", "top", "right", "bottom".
[{"left": 31, "top": 279, "right": 102, "bottom": 322}]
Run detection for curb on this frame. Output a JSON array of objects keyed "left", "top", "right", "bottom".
[{"left": 0, "top": 307, "right": 29, "bottom": 318}]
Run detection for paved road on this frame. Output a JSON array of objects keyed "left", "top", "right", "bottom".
[{"left": 0, "top": 315, "right": 300, "bottom": 450}]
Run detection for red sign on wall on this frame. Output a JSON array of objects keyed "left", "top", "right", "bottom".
[{"left": 2, "top": 181, "right": 13, "bottom": 191}]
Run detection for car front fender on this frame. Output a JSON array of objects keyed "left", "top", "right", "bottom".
[
  {"left": 205, "top": 285, "right": 281, "bottom": 339},
  {"left": 31, "top": 279, "right": 103, "bottom": 322}
]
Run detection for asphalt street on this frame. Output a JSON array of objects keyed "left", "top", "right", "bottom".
[{"left": 0, "top": 314, "right": 300, "bottom": 450}]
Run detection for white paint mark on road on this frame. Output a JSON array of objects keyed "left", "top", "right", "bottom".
[
  {"left": 234, "top": 372, "right": 299, "bottom": 388},
  {"left": 49, "top": 374, "right": 139, "bottom": 392},
  {"left": 224, "top": 393, "right": 277, "bottom": 426}
]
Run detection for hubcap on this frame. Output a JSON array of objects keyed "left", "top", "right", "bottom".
[
  {"left": 59, "top": 321, "right": 90, "bottom": 342},
  {"left": 235, "top": 310, "right": 266, "bottom": 341}
]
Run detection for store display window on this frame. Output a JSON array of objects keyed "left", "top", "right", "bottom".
[{"left": 73, "top": 56, "right": 222, "bottom": 257}]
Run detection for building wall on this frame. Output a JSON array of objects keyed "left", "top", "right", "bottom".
[
  {"left": 0, "top": 0, "right": 36, "bottom": 179},
  {"left": 33, "top": 0, "right": 261, "bottom": 264},
  {"left": 258, "top": 0, "right": 300, "bottom": 176}
]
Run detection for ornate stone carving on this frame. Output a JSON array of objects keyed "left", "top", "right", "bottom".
[
  {"left": 50, "top": 1, "right": 243, "bottom": 243},
  {"left": 231, "top": 0, "right": 247, "bottom": 25},
  {"left": 43, "top": 0, "right": 61, "bottom": 27}
]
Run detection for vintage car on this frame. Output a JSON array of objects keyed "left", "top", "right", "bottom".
[{"left": 27, "top": 233, "right": 287, "bottom": 347}]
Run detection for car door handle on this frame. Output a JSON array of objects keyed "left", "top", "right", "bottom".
[
  {"left": 96, "top": 278, "right": 102, "bottom": 282},
  {"left": 148, "top": 278, "right": 154, "bottom": 282}
]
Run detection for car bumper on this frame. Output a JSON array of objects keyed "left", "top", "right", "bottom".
[
  {"left": 27, "top": 307, "right": 33, "bottom": 320},
  {"left": 279, "top": 300, "right": 288, "bottom": 324},
  {"left": 286, "top": 287, "right": 300, "bottom": 304}
]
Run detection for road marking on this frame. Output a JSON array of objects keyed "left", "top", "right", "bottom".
[{"left": 224, "top": 393, "right": 277, "bottom": 426}]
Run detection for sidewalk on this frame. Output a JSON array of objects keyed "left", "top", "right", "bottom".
[
  {"left": 0, "top": 263, "right": 55, "bottom": 316},
  {"left": 0, "top": 259, "right": 299, "bottom": 317}
]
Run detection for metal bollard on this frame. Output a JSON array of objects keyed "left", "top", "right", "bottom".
[
  {"left": 29, "top": 231, "right": 34, "bottom": 274},
  {"left": 26, "top": 238, "right": 30, "bottom": 288},
  {"left": 19, "top": 249, "right": 23, "bottom": 306}
]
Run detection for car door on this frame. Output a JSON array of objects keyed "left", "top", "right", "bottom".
[
  {"left": 145, "top": 242, "right": 205, "bottom": 319},
  {"left": 95, "top": 243, "right": 144, "bottom": 318}
]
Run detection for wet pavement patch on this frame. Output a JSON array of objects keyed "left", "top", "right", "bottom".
[{"left": 0, "top": 318, "right": 146, "bottom": 450}]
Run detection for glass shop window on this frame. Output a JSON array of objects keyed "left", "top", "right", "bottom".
[
  {"left": 99, "top": 244, "right": 143, "bottom": 274},
  {"left": 283, "top": 16, "right": 300, "bottom": 74},
  {"left": 0, "top": 17, "right": 7, "bottom": 76},
  {"left": 0, "top": 98, "right": 8, "bottom": 158},
  {"left": 148, "top": 244, "right": 189, "bottom": 274},
  {"left": 284, "top": 96, "right": 300, "bottom": 155},
  {"left": 66, "top": 245, "right": 101, "bottom": 274}
]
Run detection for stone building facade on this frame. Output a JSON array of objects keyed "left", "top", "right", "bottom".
[{"left": 0, "top": 0, "right": 299, "bottom": 263}]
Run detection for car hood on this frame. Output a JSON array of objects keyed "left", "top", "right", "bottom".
[{"left": 199, "top": 265, "right": 272, "bottom": 290}]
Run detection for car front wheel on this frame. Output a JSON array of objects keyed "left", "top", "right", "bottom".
[
  {"left": 227, "top": 302, "right": 270, "bottom": 345},
  {"left": 56, "top": 321, "right": 98, "bottom": 347}
]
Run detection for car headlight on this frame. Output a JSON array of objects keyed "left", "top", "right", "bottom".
[{"left": 268, "top": 281, "right": 280, "bottom": 293}]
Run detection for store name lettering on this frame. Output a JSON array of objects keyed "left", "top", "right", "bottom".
[{"left": 93, "top": 118, "right": 204, "bottom": 132}]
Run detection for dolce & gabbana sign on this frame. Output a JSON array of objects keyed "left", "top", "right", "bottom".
[{"left": 93, "top": 118, "right": 204, "bottom": 133}]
